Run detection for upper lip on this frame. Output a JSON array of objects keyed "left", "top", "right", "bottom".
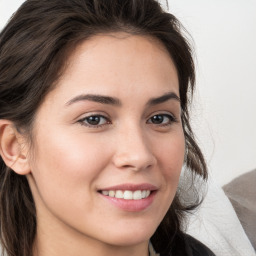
[{"left": 98, "top": 183, "right": 158, "bottom": 191}]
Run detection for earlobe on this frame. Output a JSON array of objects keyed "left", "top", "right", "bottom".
[{"left": 0, "top": 120, "right": 30, "bottom": 175}]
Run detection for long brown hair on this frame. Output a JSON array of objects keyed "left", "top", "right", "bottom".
[{"left": 0, "top": 0, "right": 207, "bottom": 255}]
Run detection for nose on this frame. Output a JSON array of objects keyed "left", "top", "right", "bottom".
[{"left": 112, "top": 125, "right": 157, "bottom": 172}]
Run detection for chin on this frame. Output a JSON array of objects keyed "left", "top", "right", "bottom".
[{"left": 101, "top": 223, "right": 157, "bottom": 247}]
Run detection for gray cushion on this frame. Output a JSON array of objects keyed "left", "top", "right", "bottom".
[{"left": 223, "top": 169, "right": 256, "bottom": 249}]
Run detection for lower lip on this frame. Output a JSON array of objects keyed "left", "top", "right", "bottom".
[{"left": 100, "top": 191, "right": 156, "bottom": 212}]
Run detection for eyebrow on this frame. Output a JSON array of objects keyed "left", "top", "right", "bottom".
[
  {"left": 65, "top": 94, "right": 121, "bottom": 106},
  {"left": 65, "top": 91, "right": 180, "bottom": 107},
  {"left": 147, "top": 92, "right": 180, "bottom": 106}
]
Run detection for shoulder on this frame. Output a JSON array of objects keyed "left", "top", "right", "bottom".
[{"left": 182, "top": 233, "right": 216, "bottom": 256}]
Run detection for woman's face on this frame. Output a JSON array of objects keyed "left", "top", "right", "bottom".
[{"left": 27, "top": 33, "right": 185, "bottom": 251}]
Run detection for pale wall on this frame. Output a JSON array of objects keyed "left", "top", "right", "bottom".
[{"left": 170, "top": 0, "right": 256, "bottom": 185}]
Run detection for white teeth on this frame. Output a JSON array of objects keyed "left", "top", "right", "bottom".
[
  {"left": 101, "top": 190, "right": 151, "bottom": 200},
  {"left": 123, "top": 190, "right": 133, "bottom": 200},
  {"left": 133, "top": 190, "right": 142, "bottom": 200},
  {"left": 102, "top": 190, "right": 109, "bottom": 196},
  {"left": 109, "top": 190, "right": 115, "bottom": 197},
  {"left": 115, "top": 190, "right": 123, "bottom": 198},
  {"left": 141, "top": 190, "right": 146, "bottom": 198}
]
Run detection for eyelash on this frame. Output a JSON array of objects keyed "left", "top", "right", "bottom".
[
  {"left": 77, "top": 113, "right": 177, "bottom": 128},
  {"left": 77, "top": 115, "right": 111, "bottom": 128},
  {"left": 147, "top": 114, "right": 177, "bottom": 126}
]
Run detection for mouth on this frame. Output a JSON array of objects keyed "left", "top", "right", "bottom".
[
  {"left": 97, "top": 183, "right": 157, "bottom": 211},
  {"left": 99, "top": 189, "right": 152, "bottom": 200}
]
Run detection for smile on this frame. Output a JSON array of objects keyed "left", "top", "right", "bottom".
[
  {"left": 98, "top": 183, "right": 157, "bottom": 211},
  {"left": 100, "top": 190, "right": 151, "bottom": 200}
]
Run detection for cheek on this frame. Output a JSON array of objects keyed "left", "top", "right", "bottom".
[
  {"left": 147, "top": 130, "right": 185, "bottom": 223},
  {"left": 27, "top": 130, "right": 116, "bottom": 232},
  {"left": 36, "top": 129, "right": 106, "bottom": 170},
  {"left": 156, "top": 130, "right": 185, "bottom": 185},
  {"left": 28, "top": 129, "right": 111, "bottom": 203}
]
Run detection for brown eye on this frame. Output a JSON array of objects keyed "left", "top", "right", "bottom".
[
  {"left": 78, "top": 115, "right": 110, "bottom": 127},
  {"left": 86, "top": 116, "right": 102, "bottom": 125},
  {"left": 151, "top": 115, "right": 164, "bottom": 124},
  {"left": 148, "top": 114, "right": 176, "bottom": 125}
]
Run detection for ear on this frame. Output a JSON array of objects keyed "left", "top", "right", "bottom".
[{"left": 0, "top": 120, "right": 31, "bottom": 175}]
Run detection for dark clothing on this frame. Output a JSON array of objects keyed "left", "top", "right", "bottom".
[
  {"left": 183, "top": 234, "right": 216, "bottom": 256},
  {"left": 153, "top": 233, "right": 216, "bottom": 256}
]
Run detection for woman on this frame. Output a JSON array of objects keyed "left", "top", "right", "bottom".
[{"left": 0, "top": 0, "right": 215, "bottom": 255}]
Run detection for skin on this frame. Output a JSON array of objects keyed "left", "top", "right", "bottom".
[{"left": 22, "top": 33, "right": 185, "bottom": 256}]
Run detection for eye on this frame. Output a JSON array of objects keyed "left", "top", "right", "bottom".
[
  {"left": 147, "top": 114, "right": 176, "bottom": 126},
  {"left": 78, "top": 115, "right": 110, "bottom": 127}
]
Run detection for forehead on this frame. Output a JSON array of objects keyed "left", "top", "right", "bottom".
[{"left": 48, "top": 33, "right": 179, "bottom": 104}]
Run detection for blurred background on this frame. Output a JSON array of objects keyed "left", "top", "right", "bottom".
[{"left": 0, "top": 0, "right": 255, "bottom": 186}]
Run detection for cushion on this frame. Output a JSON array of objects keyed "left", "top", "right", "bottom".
[
  {"left": 223, "top": 169, "right": 256, "bottom": 249},
  {"left": 183, "top": 175, "right": 255, "bottom": 256}
]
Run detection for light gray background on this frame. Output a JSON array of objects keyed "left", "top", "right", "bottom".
[{"left": 1, "top": 0, "right": 256, "bottom": 186}]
